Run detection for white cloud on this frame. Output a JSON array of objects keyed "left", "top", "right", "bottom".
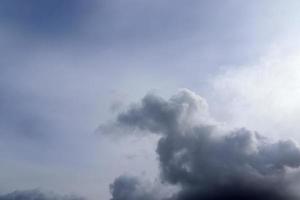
[{"left": 212, "top": 46, "right": 300, "bottom": 140}]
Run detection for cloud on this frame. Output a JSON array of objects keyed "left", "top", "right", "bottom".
[
  {"left": 0, "top": 189, "right": 84, "bottom": 200},
  {"left": 211, "top": 48, "right": 300, "bottom": 139},
  {"left": 107, "top": 89, "right": 300, "bottom": 200},
  {"left": 110, "top": 175, "right": 178, "bottom": 200},
  {"left": 117, "top": 89, "right": 211, "bottom": 135},
  {"left": 109, "top": 176, "right": 155, "bottom": 200}
]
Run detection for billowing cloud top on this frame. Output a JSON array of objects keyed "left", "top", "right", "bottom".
[
  {"left": 107, "top": 89, "right": 300, "bottom": 200},
  {"left": 117, "top": 89, "right": 210, "bottom": 135}
]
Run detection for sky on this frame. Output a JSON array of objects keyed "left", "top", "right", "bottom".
[{"left": 1, "top": 1, "right": 300, "bottom": 200}]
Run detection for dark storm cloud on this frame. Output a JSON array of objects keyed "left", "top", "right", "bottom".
[
  {"left": 108, "top": 89, "right": 300, "bottom": 200},
  {"left": 0, "top": 189, "right": 84, "bottom": 200}
]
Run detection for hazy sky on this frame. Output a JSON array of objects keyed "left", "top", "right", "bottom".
[{"left": 1, "top": 1, "right": 300, "bottom": 200}]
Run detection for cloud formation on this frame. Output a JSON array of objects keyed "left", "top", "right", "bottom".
[
  {"left": 110, "top": 176, "right": 156, "bottom": 200},
  {"left": 108, "top": 89, "right": 300, "bottom": 200},
  {"left": 0, "top": 189, "right": 84, "bottom": 200}
]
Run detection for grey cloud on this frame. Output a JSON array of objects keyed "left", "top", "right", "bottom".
[
  {"left": 117, "top": 89, "right": 210, "bottom": 134},
  {"left": 110, "top": 176, "right": 155, "bottom": 200},
  {"left": 0, "top": 189, "right": 84, "bottom": 200},
  {"left": 108, "top": 89, "right": 300, "bottom": 200}
]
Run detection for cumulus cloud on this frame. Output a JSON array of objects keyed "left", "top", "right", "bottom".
[
  {"left": 107, "top": 89, "right": 300, "bottom": 200},
  {"left": 117, "top": 89, "right": 211, "bottom": 135},
  {"left": 0, "top": 189, "right": 84, "bottom": 200}
]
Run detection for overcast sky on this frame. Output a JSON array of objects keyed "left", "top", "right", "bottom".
[{"left": 1, "top": 1, "right": 300, "bottom": 200}]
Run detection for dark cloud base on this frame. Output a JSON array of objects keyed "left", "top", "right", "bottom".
[
  {"left": 0, "top": 189, "right": 84, "bottom": 200},
  {"left": 108, "top": 89, "right": 300, "bottom": 200},
  {"left": 175, "top": 183, "right": 295, "bottom": 200}
]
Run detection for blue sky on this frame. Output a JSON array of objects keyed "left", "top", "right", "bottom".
[{"left": 1, "top": 1, "right": 300, "bottom": 200}]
